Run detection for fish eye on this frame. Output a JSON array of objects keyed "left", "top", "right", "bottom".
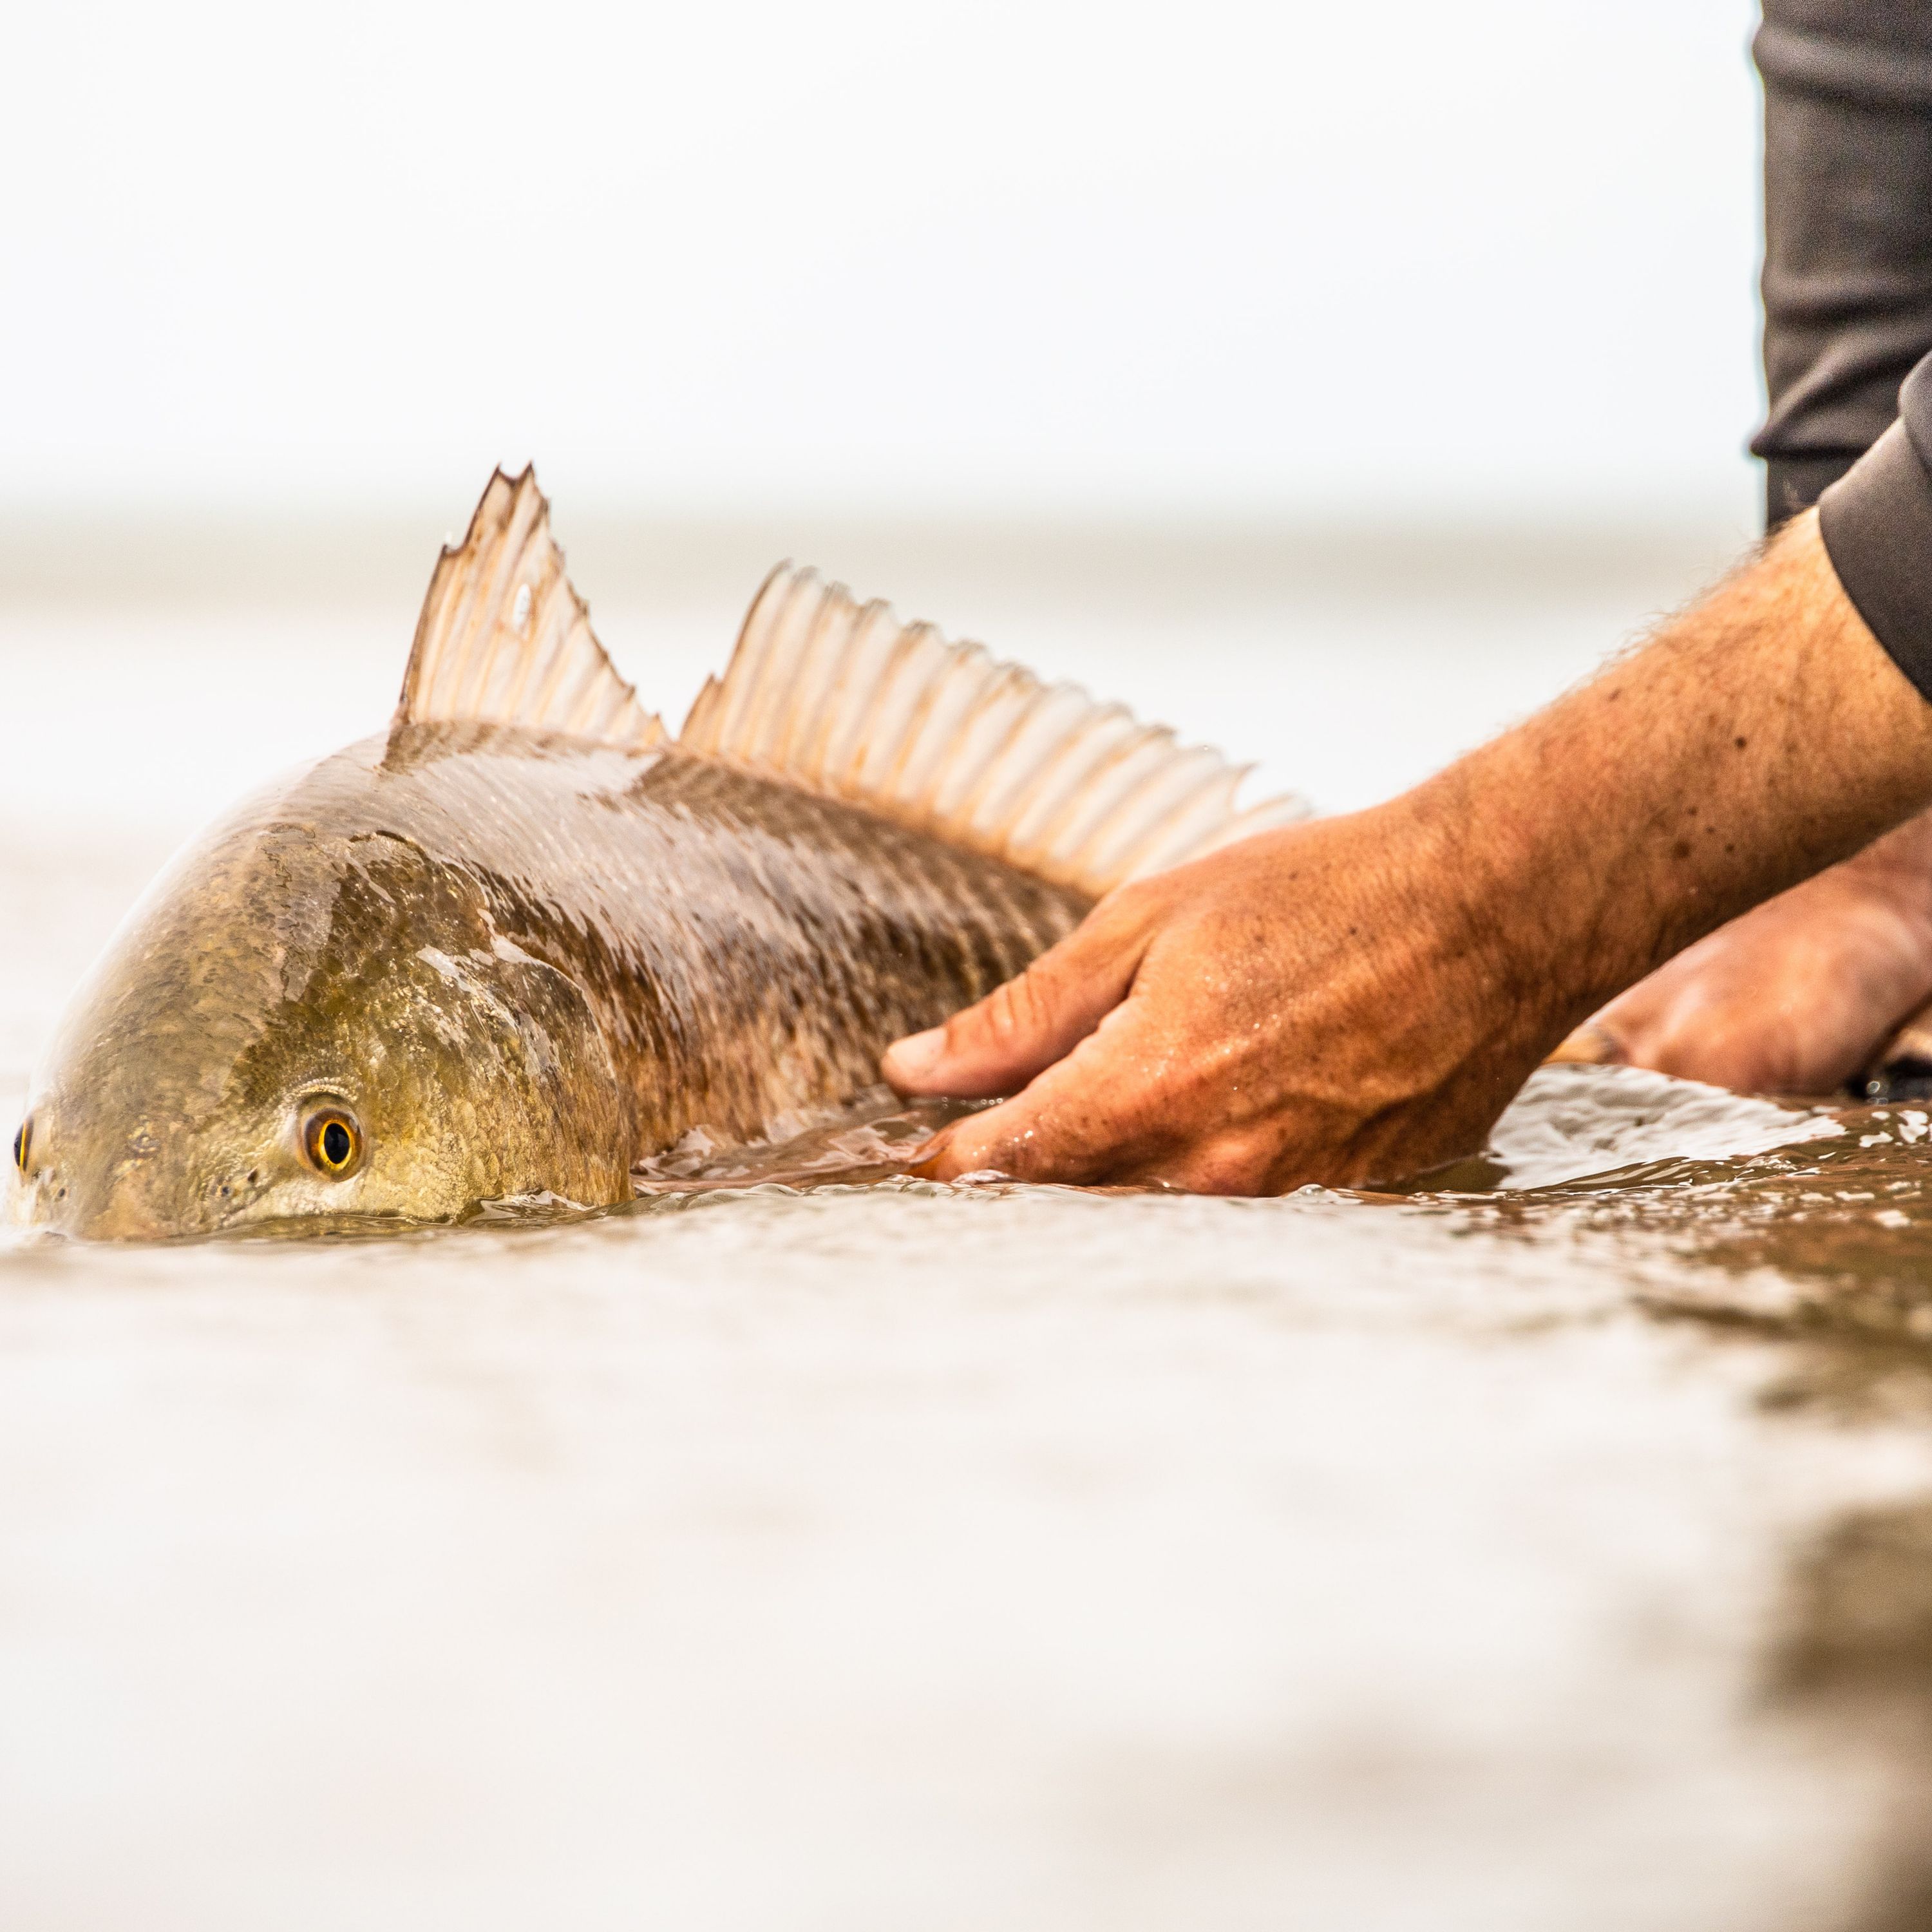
[
  {"left": 10, "top": 1117, "right": 28, "bottom": 1177},
  {"left": 301, "top": 1105, "right": 363, "bottom": 1179}
]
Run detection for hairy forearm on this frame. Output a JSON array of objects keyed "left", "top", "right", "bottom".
[{"left": 1419, "top": 511, "right": 1932, "bottom": 1053}]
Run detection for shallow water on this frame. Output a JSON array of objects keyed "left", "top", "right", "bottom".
[{"left": 12, "top": 543, "right": 1932, "bottom": 1931}]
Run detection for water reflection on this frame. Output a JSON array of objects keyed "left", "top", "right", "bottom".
[
  {"left": 656, "top": 1061, "right": 1932, "bottom": 1932},
  {"left": 1764, "top": 1499, "right": 1932, "bottom": 1932}
]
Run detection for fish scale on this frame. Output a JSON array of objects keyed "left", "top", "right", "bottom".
[{"left": 368, "top": 729, "right": 1089, "bottom": 1153}]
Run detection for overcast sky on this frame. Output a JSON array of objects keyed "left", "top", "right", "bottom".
[{"left": 2, "top": 0, "right": 1762, "bottom": 521}]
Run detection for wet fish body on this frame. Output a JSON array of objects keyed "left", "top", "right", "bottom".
[
  {"left": 10, "top": 471, "right": 1298, "bottom": 1238},
  {"left": 44, "top": 728, "right": 1081, "bottom": 1231}
]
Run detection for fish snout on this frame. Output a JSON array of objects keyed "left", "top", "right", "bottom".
[
  {"left": 10, "top": 1110, "right": 238, "bottom": 1242},
  {"left": 8, "top": 1109, "right": 81, "bottom": 1233},
  {"left": 42, "top": 1187, "right": 167, "bottom": 1242},
  {"left": 13, "top": 1145, "right": 155, "bottom": 1241}
]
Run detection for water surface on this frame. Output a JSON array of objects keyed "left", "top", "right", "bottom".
[{"left": 8, "top": 540, "right": 1932, "bottom": 1931}]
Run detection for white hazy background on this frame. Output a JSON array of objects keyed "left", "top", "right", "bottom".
[
  {"left": 0, "top": 0, "right": 1769, "bottom": 858},
  {"left": 1, "top": 0, "right": 1761, "bottom": 524}
]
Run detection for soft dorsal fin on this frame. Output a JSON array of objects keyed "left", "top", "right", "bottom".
[
  {"left": 396, "top": 467, "right": 664, "bottom": 750},
  {"left": 679, "top": 565, "right": 1308, "bottom": 898}
]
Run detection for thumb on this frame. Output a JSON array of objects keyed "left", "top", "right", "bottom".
[{"left": 882, "top": 902, "right": 1152, "bottom": 1100}]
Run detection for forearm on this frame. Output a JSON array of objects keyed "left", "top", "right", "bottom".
[{"left": 1419, "top": 511, "right": 1932, "bottom": 1056}]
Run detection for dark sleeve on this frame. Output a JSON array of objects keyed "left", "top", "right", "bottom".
[
  {"left": 1819, "top": 357, "right": 1932, "bottom": 701},
  {"left": 1754, "top": 1, "right": 1932, "bottom": 528}
]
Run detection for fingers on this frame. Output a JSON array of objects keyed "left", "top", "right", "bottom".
[
  {"left": 882, "top": 892, "right": 1156, "bottom": 1101},
  {"left": 910, "top": 1002, "right": 1162, "bottom": 1184}
]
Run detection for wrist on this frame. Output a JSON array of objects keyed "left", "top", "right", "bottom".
[
  {"left": 1835, "top": 807, "right": 1932, "bottom": 913},
  {"left": 1366, "top": 763, "right": 1590, "bottom": 1071}
]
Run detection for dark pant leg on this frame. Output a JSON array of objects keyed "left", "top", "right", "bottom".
[{"left": 1755, "top": 1, "right": 1932, "bottom": 529}]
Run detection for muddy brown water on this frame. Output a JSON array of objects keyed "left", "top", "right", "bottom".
[{"left": 11, "top": 547, "right": 1932, "bottom": 1931}]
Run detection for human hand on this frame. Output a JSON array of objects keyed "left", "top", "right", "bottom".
[
  {"left": 1551, "top": 807, "right": 1932, "bottom": 1095},
  {"left": 881, "top": 802, "right": 1557, "bottom": 1193},
  {"left": 880, "top": 515, "right": 1932, "bottom": 1185}
]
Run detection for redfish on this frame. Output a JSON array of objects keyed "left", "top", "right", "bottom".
[{"left": 10, "top": 471, "right": 1299, "bottom": 1238}]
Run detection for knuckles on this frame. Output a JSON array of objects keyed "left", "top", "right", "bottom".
[{"left": 983, "top": 967, "right": 1057, "bottom": 1047}]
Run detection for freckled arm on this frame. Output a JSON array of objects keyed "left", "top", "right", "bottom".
[{"left": 1461, "top": 509, "right": 1932, "bottom": 1011}]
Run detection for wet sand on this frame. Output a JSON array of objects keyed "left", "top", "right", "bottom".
[{"left": 11, "top": 521, "right": 1932, "bottom": 1931}]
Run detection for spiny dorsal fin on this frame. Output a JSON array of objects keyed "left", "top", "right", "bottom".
[
  {"left": 679, "top": 564, "right": 1309, "bottom": 898},
  {"left": 396, "top": 467, "right": 664, "bottom": 750}
]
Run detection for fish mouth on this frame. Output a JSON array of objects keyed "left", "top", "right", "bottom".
[
  {"left": 15, "top": 1180, "right": 175, "bottom": 1244},
  {"left": 12, "top": 1148, "right": 254, "bottom": 1244},
  {"left": 14, "top": 1203, "right": 137, "bottom": 1243},
  {"left": 10, "top": 1096, "right": 290, "bottom": 1240},
  {"left": 14, "top": 1189, "right": 424, "bottom": 1245}
]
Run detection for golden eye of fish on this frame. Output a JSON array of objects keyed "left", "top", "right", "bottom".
[
  {"left": 301, "top": 1106, "right": 363, "bottom": 1179},
  {"left": 11, "top": 1117, "right": 28, "bottom": 1178}
]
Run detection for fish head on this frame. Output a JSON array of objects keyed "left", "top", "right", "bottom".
[{"left": 10, "top": 792, "right": 629, "bottom": 1240}]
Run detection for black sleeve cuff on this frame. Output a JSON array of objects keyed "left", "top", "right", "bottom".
[{"left": 1819, "top": 417, "right": 1932, "bottom": 703}]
